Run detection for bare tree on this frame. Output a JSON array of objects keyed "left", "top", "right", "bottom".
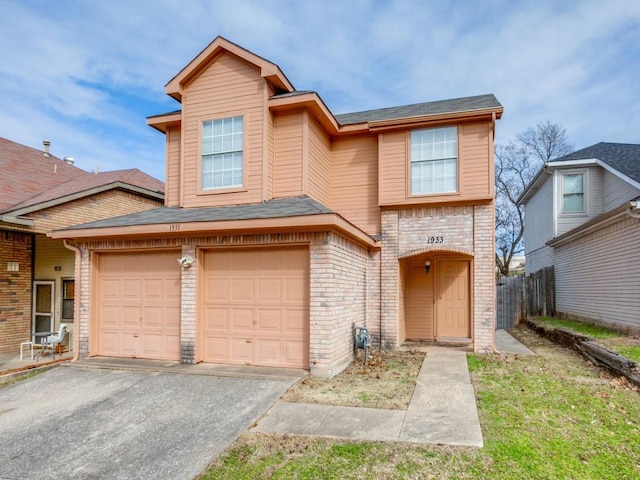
[{"left": 495, "top": 122, "right": 573, "bottom": 277}]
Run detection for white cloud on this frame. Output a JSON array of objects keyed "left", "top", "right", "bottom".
[{"left": 1, "top": 0, "right": 639, "bottom": 183}]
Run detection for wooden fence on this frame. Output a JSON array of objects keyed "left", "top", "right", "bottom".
[{"left": 496, "top": 266, "right": 555, "bottom": 330}]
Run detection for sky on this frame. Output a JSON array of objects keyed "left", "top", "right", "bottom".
[{"left": 1, "top": 0, "right": 639, "bottom": 181}]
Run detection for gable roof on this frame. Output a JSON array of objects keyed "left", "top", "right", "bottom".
[
  {"left": 0, "top": 137, "right": 164, "bottom": 218},
  {"left": 519, "top": 142, "right": 640, "bottom": 205},
  {"left": 165, "top": 36, "right": 295, "bottom": 101},
  {"left": 550, "top": 142, "right": 640, "bottom": 184}
]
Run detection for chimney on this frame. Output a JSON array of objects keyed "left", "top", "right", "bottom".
[
  {"left": 63, "top": 156, "right": 75, "bottom": 165},
  {"left": 43, "top": 140, "right": 51, "bottom": 158}
]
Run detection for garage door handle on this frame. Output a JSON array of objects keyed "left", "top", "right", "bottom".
[{"left": 245, "top": 339, "right": 253, "bottom": 343}]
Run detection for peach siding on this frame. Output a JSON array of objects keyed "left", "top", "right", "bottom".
[
  {"left": 459, "top": 122, "right": 492, "bottom": 197},
  {"left": 182, "top": 53, "right": 265, "bottom": 208},
  {"left": 555, "top": 215, "right": 640, "bottom": 332},
  {"left": 306, "top": 114, "right": 332, "bottom": 206},
  {"left": 331, "top": 136, "right": 380, "bottom": 235},
  {"left": 165, "top": 126, "right": 181, "bottom": 207},
  {"left": 379, "top": 121, "right": 494, "bottom": 206},
  {"left": 273, "top": 112, "right": 304, "bottom": 198}
]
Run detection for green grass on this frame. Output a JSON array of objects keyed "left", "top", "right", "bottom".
[
  {"left": 534, "top": 316, "right": 620, "bottom": 339},
  {"left": 199, "top": 327, "right": 640, "bottom": 479},
  {"left": 617, "top": 345, "right": 640, "bottom": 364}
]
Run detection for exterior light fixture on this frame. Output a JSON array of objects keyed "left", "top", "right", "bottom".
[
  {"left": 177, "top": 256, "right": 194, "bottom": 268},
  {"left": 424, "top": 260, "right": 431, "bottom": 274}
]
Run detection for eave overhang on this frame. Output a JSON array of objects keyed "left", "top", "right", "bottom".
[
  {"left": 147, "top": 111, "right": 181, "bottom": 133},
  {"left": 50, "top": 213, "right": 379, "bottom": 250},
  {"left": 366, "top": 107, "right": 503, "bottom": 133}
]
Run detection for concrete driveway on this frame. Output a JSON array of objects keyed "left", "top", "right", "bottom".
[{"left": 0, "top": 364, "right": 300, "bottom": 480}]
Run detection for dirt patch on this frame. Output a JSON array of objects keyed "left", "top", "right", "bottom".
[{"left": 281, "top": 348, "right": 425, "bottom": 410}]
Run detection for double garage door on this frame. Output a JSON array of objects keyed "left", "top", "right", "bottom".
[{"left": 96, "top": 247, "right": 309, "bottom": 369}]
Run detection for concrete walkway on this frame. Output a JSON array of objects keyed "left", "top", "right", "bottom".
[
  {"left": 254, "top": 347, "right": 484, "bottom": 447},
  {"left": 495, "top": 329, "right": 534, "bottom": 355}
]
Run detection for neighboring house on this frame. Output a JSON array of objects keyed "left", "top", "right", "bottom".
[
  {"left": 0, "top": 137, "right": 164, "bottom": 354},
  {"left": 52, "top": 37, "right": 502, "bottom": 377},
  {"left": 519, "top": 142, "right": 640, "bottom": 332}
]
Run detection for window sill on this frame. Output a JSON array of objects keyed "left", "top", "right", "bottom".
[{"left": 198, "top": 186, "right": 247, "bottom": 196}]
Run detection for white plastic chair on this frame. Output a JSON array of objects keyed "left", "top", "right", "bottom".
[{"left": 41, "top": 323, "right": 68, "bottom": 359}]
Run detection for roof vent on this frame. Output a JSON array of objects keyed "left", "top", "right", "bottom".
[
  {"left": 43, "top": 140, "right": 51, "bottom": 158},
  {"left": 63, "top": 156, "right": 75, "bottom": 165}
]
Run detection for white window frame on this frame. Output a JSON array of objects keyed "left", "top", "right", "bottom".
[
  {"left": 560, "top": 170, "right": 586, "bottom": 214},
  {"left": 410, "top": 126, "right": 458, "bottom": 195},
  {"left": 201, "top": 116, "right": 244, "bottom": 191}
]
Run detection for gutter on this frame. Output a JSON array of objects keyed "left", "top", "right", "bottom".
[{"left": 62, "top": 240, "right": 81, "bottom": 361}]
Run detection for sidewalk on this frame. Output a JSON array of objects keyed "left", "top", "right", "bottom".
[{"left": 253, "top": 346, "right": 484, "bottom": 447}]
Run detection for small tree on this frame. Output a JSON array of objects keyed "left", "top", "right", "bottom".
[{"left": 495, "top": 121, "right": 573, "bottom": 277}]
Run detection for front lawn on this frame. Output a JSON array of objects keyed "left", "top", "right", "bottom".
[{"left": 200, "top": 326, "right": 640, "bottom": 479}]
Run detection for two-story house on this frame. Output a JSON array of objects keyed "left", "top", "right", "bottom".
[
  {"left": 0, "top": 137, "right": 164, "bottom": 355},
  {"left": 519, "top": 142, "right": 640, "bottom": 332},
  {"left": 53, "top": 37, "right": 502, "bottom": 377}
]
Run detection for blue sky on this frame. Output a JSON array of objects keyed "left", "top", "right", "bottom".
[{"left": 1, "top": 0, "right": 639, "bottom": 181}]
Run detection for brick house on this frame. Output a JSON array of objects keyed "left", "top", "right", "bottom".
[
  {"left": 53, "top": 37, "right": 502, "bottom": 377},
  {"left": 0, "top": 137, "right": 164, "bottom": 354}
]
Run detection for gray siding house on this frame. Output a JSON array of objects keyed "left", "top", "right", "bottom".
[{"left": 519, "top": 143, "right": 640, "bottom": 332}]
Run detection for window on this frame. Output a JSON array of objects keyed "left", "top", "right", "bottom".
[
  {"left": 562, "top": 172, "right": 585, "bottom": 213},
  {"left": 411, "top": 126, "right": 458, "bottom": 195},
  {"left": 202, "top": 116, "right": 243, "bottom": 190},
  {"left": 61, "top": 279, "right": 75, "bottom": 321}
]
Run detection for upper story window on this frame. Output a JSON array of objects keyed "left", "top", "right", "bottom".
[
  {"left": 411, "top": 126, "right": 458, "bottom": 195},
  {"left": 561, "top": 172, "right": 585, "bottom": 213},
  {"left": 202, "top": 116, "right": 243, "bottom": 190}
]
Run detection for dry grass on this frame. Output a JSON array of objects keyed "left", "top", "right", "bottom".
[{"left": 281, "top": 348, "right": 425, "bottom": 410}]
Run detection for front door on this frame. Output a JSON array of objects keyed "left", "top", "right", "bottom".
[
  {"left": 436, "top": 260, "right": 470, "bottom": 339},
  {"left": 33, "top": 281, "right": 55, "bottom": 341}
]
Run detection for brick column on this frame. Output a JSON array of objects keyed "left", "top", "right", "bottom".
[
  {"left": 473, "top": 204, "right": 495, "bottom": 353},
  {"left": 380, "top": 210, "right": 399, "bottom": 348},
  {"left": 180, "top": 245, "right": 197, "bottom": 364},
  {"left": 77, "top": 247, "right": 90, "bottom": 358}
]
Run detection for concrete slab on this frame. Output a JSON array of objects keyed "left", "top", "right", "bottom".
[
  {"left": 255, "top": 346, "right": 484, "bottom": 447},
  {"left": 0, "top": 366, "right": 297, "bottom": 480},
  {"left": 495, "top": 329, "right": 534, "bottom": 355}
]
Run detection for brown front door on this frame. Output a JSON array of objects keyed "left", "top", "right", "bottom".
[{"left": 436, "top": 260, "right": 470, "bottom": 339}]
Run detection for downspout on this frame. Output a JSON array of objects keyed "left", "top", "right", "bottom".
[{"left": 63, "top": 240, "right": 81, "bottom": 361}]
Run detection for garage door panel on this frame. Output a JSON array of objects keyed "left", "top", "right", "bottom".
[
  {"left": 257, "top": 278, "right": 282, "bottom": 302},
  {"left": 285, "top": 309, "right": 306, "bottom": 332},
  {"left": 256, "top": 339, "right": 281, "bottom": 364},
  {"left": 231, "top": 278, "right": 254, "bottom": 301},
  {"left": 231, "top": 309, "right": 254, "bottom": 331},
  {"left": 284, "top": 278, "right": 306, "bottom": 303},
  {"left": 257, "top": 309, "right": 282, "bottom": 332},
  {"left": 205, "top": 337, "right": 228, "bottom": 361},
  {"left": 97, "top": 251, "right": 180, "bottom": 360},
  {"left": 206, "top": 278, "right": 229, "bottom": 302},
  {"left": 201, "top": 247, "right": 309, "bottom": 368},
  {"left": 284, "top": 340, "right": 306, "bottom": 364},
  {"left": 230, "top": 338, "right": 253, "bottom": 363}
]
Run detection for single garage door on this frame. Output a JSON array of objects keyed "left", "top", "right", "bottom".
[
  {"left": 96, "top": 250, "right": 181, "bottom": 360},
  {"left": 201, "top": 246, "right": 309, "bottom": 368}
]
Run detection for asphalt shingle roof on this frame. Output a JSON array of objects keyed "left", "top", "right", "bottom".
[
  {"left": 551, "top": 142, "right": 640, "bottom": 184},
  {"left": 334, "top": 94, "right": 502, "bottom": 125},
  {"left": 0, "top": 137, "right": 164, "bottom": 214},
  {"left": 64, "top": 195, "right": 334, "bottom": 230}
]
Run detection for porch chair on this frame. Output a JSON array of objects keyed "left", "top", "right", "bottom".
[{"left": 41, "top": 323, "right": 68, "bottom": 360}]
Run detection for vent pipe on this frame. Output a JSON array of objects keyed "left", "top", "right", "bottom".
[
  {"left": 63, "top": 156, "right": 75, "bottom": 165},
  {"left": 43, "top": 140, "right": 51, "bottom": 158}
]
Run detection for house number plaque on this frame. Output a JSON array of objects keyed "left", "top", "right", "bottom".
[
  {"left": 426, "top": 236, "right": 444, "bottom": 244},
  {"left": 169, "top": 224, "right": 181, "bottom": 232}
]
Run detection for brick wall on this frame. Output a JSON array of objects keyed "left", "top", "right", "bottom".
[
  {"left": 28, "top": 190, "right": 162, "bottom": 233},
  {"left": 77, "top": 231, "right": 372, "bottom": 376},
  {"left": 309, "top": 232, "right": 368, "bottom": 377},
  {"left": 380, "top": 204, "right": 495, "bottom": 353},
  {"left": 0, "top": 230, "right": 33, "bottom": 353}
]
